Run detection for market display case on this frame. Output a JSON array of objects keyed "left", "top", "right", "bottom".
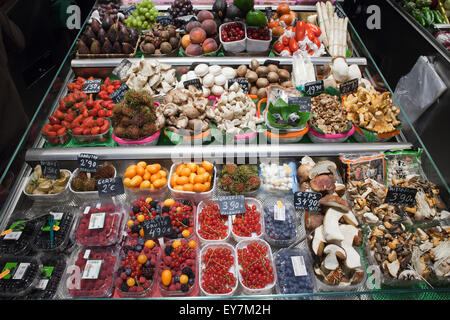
[{"left": 0, "top": 1, "right": 449, "bottom": 300}]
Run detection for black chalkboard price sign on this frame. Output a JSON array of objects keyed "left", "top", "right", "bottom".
[
  {"left": 304, "top": 80, "right": 325, "bottom": 96},
  {"left": 97, "top": 177, "right": 124, "bottom": 197},
  {"left": 183, "top": 78, "right": 202, "bottom": 90},
  {"left": 288, "top": 97, "right": 312, "bottom": 113},
  {"left": 218, "top": 195, "right": 246, "bottom": 215},
  {"left": 112, "top": 59, "right": 132, "bottom": 79},
  {"left": 77, "top": 153, "right": 99, "bottom": 173},
  {"left": 40, "top": 161, "right": 60, "bottom": 179},
  {"left": 228, "top": 78, "right": 249, "bottom": 94},
  {"left": 385, "top": 187, "right": 417, "bottom": 207},
  {"left": 110, "top": 84, "right": 129, "bottom": 103},
  {"left": 142, "top": 216, "right": 174, "bottom": 239},
  {"left": 294, "top": 192, "right": 322, "bottom": 210},
  {"left": 339, "top": 78, "right": 359, "bottom": 95},
  {"left": 264, "top": 59, "right": 280, "bottom": 67},
  {"left": 83, "top": 79, "right": 102, "bottom": 94},
  {"left": 156, "top": 15, "right": 174, "bottom": 26}
]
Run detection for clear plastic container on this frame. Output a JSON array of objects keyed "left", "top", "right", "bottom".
[
  {"left": 0, "top": 216, "right": 36, "bottom": 256},
  {"left": 23, "top": 169, "right": 72, "bottom": 203},
  {"left": 231, "top": 198, "right": 265, "bottom": 243},
  {"left": 215, "top": 163, "right": 261, "bottom": 196},
  {"left": 72, "top": 129, "right": 110, "bottom": 143},
  {"left": 219, "top": 21, "right": 247, "bottom": 53},
  {"left": 18, "top": 254, "right": 66, "bottom": 300},
  {"left": 168, "top": 163, "right": 216, "bottom": 204},
  {"left": 69, "top": 167, "right": 117, "bottom": 201},
  {"left": 115, "top": 237, "right": 160, "bottom": 298},
  {"left": 124, "top": 167, "right": 169, "bottom": 202},
  {"left": 196, "top": 200, "right": 232, "bottom": 244},
  {"left": 60, "top": 246, "right": 119, "bottom": 298},
  {"left": 71, "top": 200, "right": 125, "bottom": 247},
  {"left": 199, "top": 243, "right": 238, "bottom": 296},
  {"left": 259, "top": 162, "right": 296, "bottom": 195},
  {"left": 158, "top": 238, "right": 198, "bottom": 296},
  {"left": 0, "top": 255, "right": 40, "bottom": 298},
  {"left": 263, "top": 199, "right": 300, "bottom": 247},
  {"left": 246, "top": 27, "right": 272, "bottom": 53},
  {"left": 236, "top": 239, "right": 277, "bottom": 295},
  {"left": 30, "top": 206, "right": 76, "bottom": 253},
  {"left": 41, "top": 131, "right": 70, "bottom": 146},
  {"left": 274, "top": 248, "right": 315, "bottom": 299}
]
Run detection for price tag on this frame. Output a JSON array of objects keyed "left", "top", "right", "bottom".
[
  {"left": 335, "top": 6, "right": 347, "bottom": 18},
  {"left": 291, "top": 256, "right": 308, "bottom": 277},
  {"left": 83, "top": 206, "right": 91, "bottom": 215},
  {"left": 156, "top": 15, "right": 174, "bottom": 26},
  {"left": 304, "top": 80, "right": 325, "bottom": 96},
  {"left": 183, "top": 78, "right": 202, "bottom": 90},
  {"left": 274, "top": 201, "right": 286, "bottom": 221},
  {"left": 294, "top": 192, "right": 322, "bottom": 210},
  {"left": 264, "top": 59, "right": 280, "bottom": 67},
  {"left": 110, "top": 83, "right": 129, "bottom": 104},
  {"left": 218, "top": 196, "right": 246, "bottom": 215},
  {"left": 142, "top": 216, "right": 174, "bottom": 239},
  {"left": 36, "top": 279, "right": 49, "bottom": 290},
  {"left": 83, "top": 249, "right": 91, "bottom": 259},
  {"left": 3, "top": 232, "right": 22, "bottom": 240},
  {"left": 339, "top": 78, "right": 359, "bottom": 95},
  {"left": 50, "top": 212, "right": 64, "bottom": 221},
  {"left": 13, "top": 263, "right": 30, "bottom": 280},
  {"left": 227, "top": 78, "right": 249, "bottom": 94},
  {"left": 97, "top": 177, "right": 125, "bottom": 197},
  {"left": 82, "top": 260, "right": 103, "bottom": 279},
  {"left": 83, "top": 79, "right": 102, "bottom": 94},
  {"left": 120, "top": 5, "right": 136, "bottom": 16},
  {"left": 112, "top": 59, "right": 132, "bottom": 79},
  {"left": 40, "top": 161, "right": 60, "bottom": 179},
  {"left": 288, "top": 97, "right": 311, "bottom": 113},
  {"left": 88, "top": 212, "right": 106, "bottom": 230},
  {"left": 77, "top": 153, "right": 99, "bottom": 173},
  {"left": 385, "top": 187, "right": 417, "bottom": 207}
]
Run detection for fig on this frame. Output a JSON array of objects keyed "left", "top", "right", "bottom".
[
  {"left": 97, "top": 28, "right": 106, "bottom": 44},
  {"left": 102, "top": 38, "right": 113, "bottom": 54},
  {"left": 122, "top": 42, "right": 133, "bottom": 54},
  {"left": 103, "top": 15, "right": 113, "bottom": 30},
  {"left": 90, "top": 39, "right": 102, "bottom": 54},
  {"left": 91, "top": 19, "right": 102, "bottom": 35},
  {"left": 112, "top": 41, "right": 122, "bottom": 54},
  {"left": 78, "top": 40, "right": 89, "bottom": 54}
]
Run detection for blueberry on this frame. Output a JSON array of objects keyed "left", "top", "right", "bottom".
[
  {"left": 138, "top": 238, "right": 144, "bottom": 245},
  {"left": 121, "top": 254, "right": 126, "bottom": 261},
  {"left": 174, "top": 275, "right": 180, "bottom": 283},
  {"left": 125, "top": 269, "right": 131, "bottom": 276},
  {"left": 188, "top": 277, "right": 194, "bottom": 285},
  {"left": 182, "top": 200, "right": 191, "bottom": 206},
  {"left": 131, "top": 245, "right": 137, "bottom": 250},
  {"left": 150, "top": 200, "right": 159, "bottom": 208},
  {"left": 136, "top": 245, "right": 143, "bottom": 251},
  {"left": 162, "top": 206, "right": 170, "bottom": 214},
  {"left": 131, "top": 216, "right": 136, "bottom": 221},
  {"left": 145, "top": 260, "right": 150, "bottom": 267}
]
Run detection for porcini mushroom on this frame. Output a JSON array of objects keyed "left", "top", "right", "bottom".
[
  {"left": 338, "top": 224, "right": 362, "bottom": 269},
  {"left": 322, "top": 244, "right": 347, "bottom": 271},
  {"left": 323, "top": 208, "right": 345, "bottom": 242},
  {"left": 308, "top": 161, "right": 337, "bottom": 180},
  {"left": 319, "top": 194, "right": 350, "bottom": 212},
  {"left": 312, "top": 225, "right": 326, "bottom": 256},
  {"left": 310, "top": 174, "right": 336, "bottom": 193}
]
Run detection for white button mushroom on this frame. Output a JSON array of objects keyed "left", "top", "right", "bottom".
[
  {"left": 209, "top": 65, "right": 222, "bottom": 75},
  {"left": 194, "top": 64, "right": 209, "bottom": 77},
  {"left": 222, "top": 67, "right": 237, "bottom": 80},
  {"left": 202, "top": 74, "right": 215, "bottom": 88},
  {"left": 214, "top": 74, "right": 226, "bottom": 86},
  {"left": 211, "top": 85, "right": 224, "bottom": 96}
]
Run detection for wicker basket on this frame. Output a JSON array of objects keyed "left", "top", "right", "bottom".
[{"left": 76, "top": 36, "right": 141, "bottom": 59}]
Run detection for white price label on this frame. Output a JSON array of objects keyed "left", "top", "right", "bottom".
[
  {"left": 83, "top": 249, "right": 91, "bottom": 259},
  {"left": 50, "top": 212, "right": 64, "bottom": 220},
  {"left": 83, "top": 206, "right": 91, "bottom": 215},
  {"left": 274, "top": 202, "right": 285, "bottom": 221},
  {"left": 88, "top": 212, "right": 106, "bottom": 230},
  {"left": 291, "top": 256, "right": 307, "bottom": 277},
  {"left": 13, "top": 263, "right": 30, "bottom": 280},
  {"left": 3, "top": 231, "right": 22, "bottom": 240},
  {"left": 82, "top": 260, "right": 103, "bottom": 279},
  {"left": 96, "top": 203, "right": 101, "bottom": 209},
  {"left": 36, "top": 279, "right": 49, "bottom": 290}
]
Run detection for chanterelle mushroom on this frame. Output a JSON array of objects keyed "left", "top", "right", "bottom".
[{"left": 322, "top": 244, "right": 347, "bottom": 271}]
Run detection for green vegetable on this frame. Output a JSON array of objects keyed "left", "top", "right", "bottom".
[
  {"left": 404, "top": 1, "right": 416, "bottom": 12},
  {"left": 412, "top": 9, "right": 427, "bottom": 26},
  {"left": 421, "top": 7, "right": 434, "bottom": 25},
  {"left": 233, "top": 0, "right": 254, "bottom": 15},
  {"left": 415, "top": 0, "right": 432, "bottom": 8},
  {"left": 245, "top": 9, "right": 268, "bottom": 27},
  {"left": 432, "top": 10, "right": 446, "bottom": 24}
]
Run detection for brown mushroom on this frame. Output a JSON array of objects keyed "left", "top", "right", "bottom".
[
  {"left": 310, "top": 174, "right": 336, "bottom": 193},
  {"left": 318, "top": 195, "right": 350, "bottom": 212}
]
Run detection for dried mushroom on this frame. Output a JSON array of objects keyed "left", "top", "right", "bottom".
[
  {"left": 25, "top": 165, "right": 70, "bottom": 195},
  {"left": 310, "top": 94, "right": 349, "bottom": 135},
  {"left": 343, "top": 86, "right": 401, "bottom": 134}
]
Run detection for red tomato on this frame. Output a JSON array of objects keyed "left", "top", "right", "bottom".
[
  {"left": 295, "top": 21, "right": 306, "bottom": 41},
  {"left": 289, "top": 37, "right": 299, "bottom": 53}
]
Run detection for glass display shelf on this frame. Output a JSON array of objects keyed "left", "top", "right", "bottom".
[{"left": 0, "top": 2, "right": 448, "bottom": 300}]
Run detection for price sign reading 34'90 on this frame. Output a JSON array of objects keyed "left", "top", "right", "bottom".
[
  {"left": 218, "top": 195, "right": 246, "bottom": 215},
  {"left": 97, "top": 177, "right": 124, "bottom": 197},
  {"left": 385, "top": 187, "right": 417, "bottom": 207},
  {"left": 294, "top": 192, "right": 322, "bottom": 210},
  {"left": 78, "top": 153, "right": 99, "bottom": 173}
]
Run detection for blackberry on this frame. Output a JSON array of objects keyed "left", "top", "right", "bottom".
[
  {"left": 182, "top": 218, "right": 190, "bottom": 226},
  {"left": 132, "top": 206, "right": 140, "bottom": 214},
  {"left": 181, "top": 284, "right": 189, "bottom": 292},
  {"left": 182, "top": 267, "right": 194, "bottom": 278},
  {"left": 142, "top": 268, "right": 154, "bottom": 279},
  {"left": 121, "top": 282, "right": 129, "bottom": 292},
  {"left": 182, "top": 200, "right": 191, "bottom": 206},
  {"left": 165, "top": 245, "right": 174, "bottom": 256},
  {"left": 150, "top": 200, "right": 159, "bottom": 208},
  {"left": 162, "top": 206, "right": 170, "bottom": 214},
  {"left": 130, "top": 225, "right": 139, "bottom": 234}
]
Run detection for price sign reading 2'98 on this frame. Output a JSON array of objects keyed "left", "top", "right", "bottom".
[
  {"left": 97, "top": 177, "right": 124, "bottom": 197},
  {"left": 218, "top": 195, "right": 246, "bottom": 215}
]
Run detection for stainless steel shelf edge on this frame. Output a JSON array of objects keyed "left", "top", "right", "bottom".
[
  {"left": 153, "top": 5, "right": 317, "bottom": 11},
  {"left": 71, "top": 56, "right": 368, "bottom": 68},
  {"left": 25, "top": 143, "right": 412, "bottom": 162}
]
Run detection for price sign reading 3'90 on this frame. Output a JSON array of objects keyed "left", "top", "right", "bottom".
[
  {"left": 385, "top": 187, "right": 417, "bottom": 207},
  {"left": 97, "top": 177, "right": 124, "bottom": 197},
  {"left": 218, "top": 195, "right": 246, "bottom": 215}
]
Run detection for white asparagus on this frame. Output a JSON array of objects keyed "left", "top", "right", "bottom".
[
  {"left": 322, "top": 2, "right": 331, "bottom": 48},
  {"left": 328, "top": 14, "right": 334, "bottom": 56},
  {"left": 342, "top": 17, "right": 349, "bottom": 57},
  {"left": 336, "top": 16, "right": 343, "bottom": 57},
  {"left": 316, "top": 3, "right": 328, "bottom": 47}
]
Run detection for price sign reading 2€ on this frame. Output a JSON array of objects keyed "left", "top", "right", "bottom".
[
  {"left": 97, "top": 177, "right": 124, "bottom": 197},
  {"left": 218, "top": 196, "right": 246, "bottom": 215}
]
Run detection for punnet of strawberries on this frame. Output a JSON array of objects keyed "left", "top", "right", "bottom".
[{"left": 41, "top": 76, "right": 122, "bottom": 145}]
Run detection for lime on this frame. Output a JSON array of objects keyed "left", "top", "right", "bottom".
[
  {"left": 245, "top": 9, "right": 268, "bottom": 27},
  {"left": 233, "top": 0, "right": 254, "bottom": 15}
]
